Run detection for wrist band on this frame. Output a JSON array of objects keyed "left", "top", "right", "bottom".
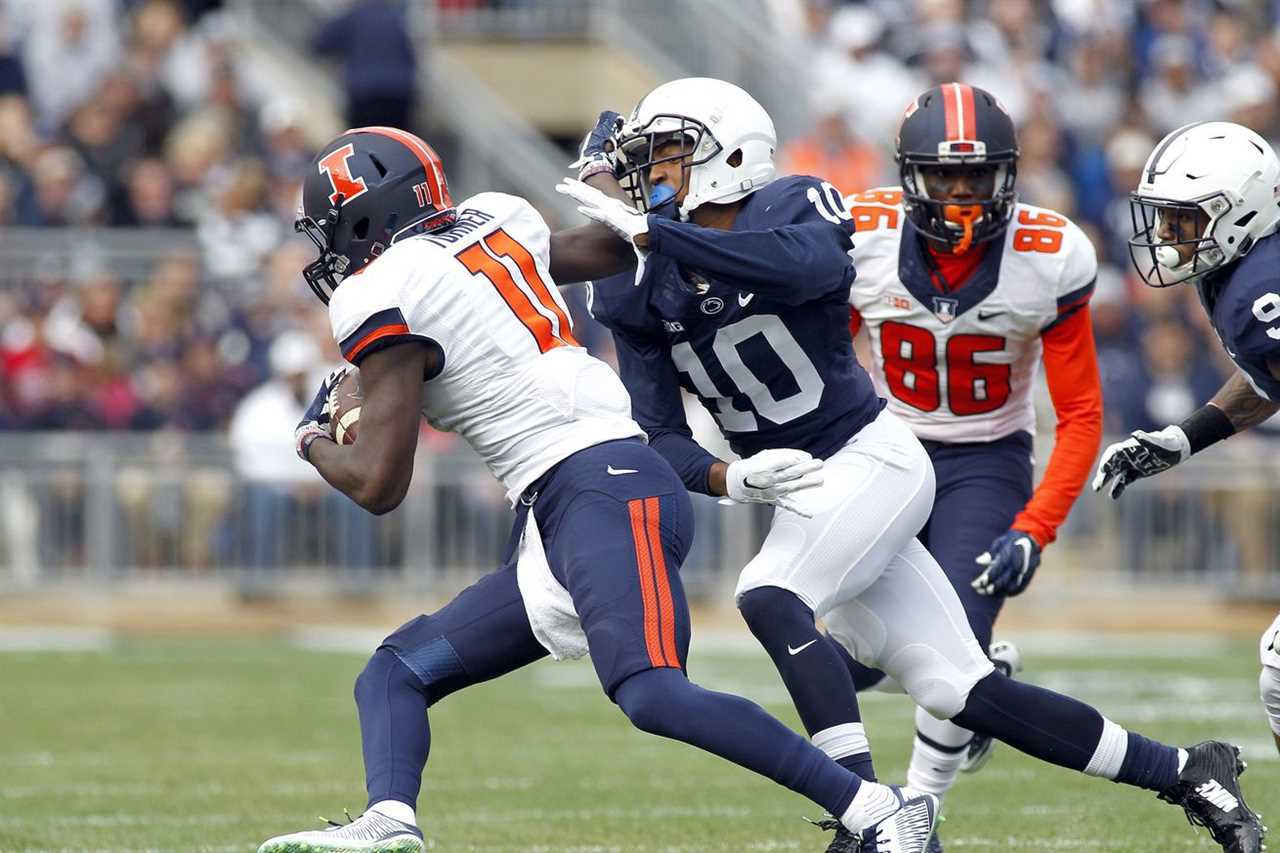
[{"left": 1179, "top": 404, "right": 1235, "bottom": 455}]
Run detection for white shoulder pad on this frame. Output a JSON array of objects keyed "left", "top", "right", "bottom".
[
  {"left": 458, "top": 191, "right": 552, "bottom": 269},
  {"left": 328, "top": 239, "right": 447, "bottom": 364}
]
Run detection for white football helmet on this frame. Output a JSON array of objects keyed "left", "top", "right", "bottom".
[
  {"left": 614, "top": 77, "right": 776, "bottom": 219},
  {"left": 1129, "top": 121, "right": 1280, "bottom": 287}
]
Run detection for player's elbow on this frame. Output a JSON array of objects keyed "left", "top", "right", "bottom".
[{"left": 353, "top": 469, "right": 411, "bottom": 515}]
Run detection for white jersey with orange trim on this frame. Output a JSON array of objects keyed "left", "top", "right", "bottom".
[
  {"left": 327, "top": 191, "right": 643, "bottom": 503},
  {"left": 846, "top": 187, "right": 1098, "bottom": 443}
]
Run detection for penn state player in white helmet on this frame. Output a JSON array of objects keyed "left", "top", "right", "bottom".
[
  {"left": 553, "top": 79, "right": 1263, "bottom": 853},
  {"left": 1098, "top": 120, "right": 1280, "bottom": 769}
]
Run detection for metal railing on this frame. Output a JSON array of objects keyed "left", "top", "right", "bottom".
[{"left": 1, "top": 430, "right": 1279, "bottom": 598}]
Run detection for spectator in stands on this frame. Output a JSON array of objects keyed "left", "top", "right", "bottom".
[
  {"left": 227, "top": 330, "right": 376, "bottom": 569},
  {"left": 18, "top": 0, "right": 121, "bottom": 135},
  {"left": 779, "top": 91, "right": 885, "bottom": 196},
  {"left": 311, "top": 0, "right": 419, "bottom": 131}
]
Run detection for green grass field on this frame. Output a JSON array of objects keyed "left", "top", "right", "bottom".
[{"left": 0, "top": 628, "right": 1274, "bottom": 852}]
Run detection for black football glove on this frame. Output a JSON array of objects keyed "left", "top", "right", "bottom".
[
  {"left": 294, "top": 366, "right": 348, "bottom": 462},
  {"left": 1091, "top": 425, "right": 1190, "bottom": 500},
  {"left": 570, "top": 110, "right": 623, "bottom": 181},
  {"left": 973, "top": 529, "right": 1042, "bottom": 597}
]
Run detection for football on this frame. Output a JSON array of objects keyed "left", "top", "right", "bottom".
[{"left": 329, "top": 368, "right": 362, "bottom": 445}]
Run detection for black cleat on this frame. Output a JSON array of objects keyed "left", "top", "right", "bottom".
[
  {"left": 925, "top": 828, "right": 943, "bottom": 852},
  {"left": 1158, "top": 741, "right": 1266, "bottom": 853},
  {"left": 808, "top": 816, "right": 860, "bottom": 853}
]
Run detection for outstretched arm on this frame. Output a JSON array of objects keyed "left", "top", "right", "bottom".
[
  {"left": 548, "top": 171, "right": 637, "bottom": 285},
  {"left": 1209, "top": 369, "right": 1280, "bottom": 431},
  {"left": 304, "top": 342, "right": 433, "bottom": 514}
]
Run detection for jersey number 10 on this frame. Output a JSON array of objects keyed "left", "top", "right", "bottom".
[{"left": 881, "top": 321, "right": 1010, "bottom": 415}]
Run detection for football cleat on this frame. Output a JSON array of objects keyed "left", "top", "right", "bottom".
[
  {"left": 808, "top": 816, "right": 860, "bottom": 853},
  {"left": 960, "top": 640, "right": 1022, "bottom": 773},
  {"left": 925, "top": 827, "right": 944, "bottom": 852},
  {"left": 257, "top": 809, "right": 424, "bottom": 853},
  {"left": 858, "top": 787, "right": 940, "bottom": 853},
  {"left": 1158, "top": 741, "right": 1265, "bottom": 853}
]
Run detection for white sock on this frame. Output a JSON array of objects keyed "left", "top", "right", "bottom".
[
  {"left": 369, "top": 799, "right": 416, "bottom": 827},
  {"left": 813, "top": 722, "right": 870, "bottom": 762},
  {"left": 841, "top": 781, "right": 901, "bottom": 832},
  {"left": 1083, "top": 717, "right": 1129, "bottom": 780},
  {"left": 906, "top": 706, "right": 971, "bottom": 798}
]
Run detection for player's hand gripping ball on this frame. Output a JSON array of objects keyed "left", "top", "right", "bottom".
[{"left": 329, "top": 368, "right": 362, "bottom": 445}]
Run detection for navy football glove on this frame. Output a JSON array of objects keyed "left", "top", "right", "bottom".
[
  {"left": 972, "top": 529, "right": 1041, "bottom": 597},
  {"left": 294, "top": 366, "right": 348, "bottom": 462},
  {"left": 1091, "top": 425, "right": 1190, "bottom": 500},
  {"left": 570, "top": 110, "right": 623, "bottom": 181}
]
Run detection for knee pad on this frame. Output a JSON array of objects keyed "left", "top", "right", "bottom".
[
  {"left": 615, "top": 668, "right": 691, "bottom": 737},
  {"left": 737, "top": 585, "right": 812, "bottom": 631},
  {"left": 887, "top": 643, "right": 989, "bottom": 720},
  {"left": 1261, "top": 665, "right": 1280, "bottom": 736},
  {"left": 370, "top": 614, "right": 470, "bottom": 707}
]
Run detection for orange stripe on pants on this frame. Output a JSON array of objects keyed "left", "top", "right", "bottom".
[
  {"left": 628, "top": 498, "right": 666, "bottom": 668},
  {"left": 643, "top": 496, "right": 680, "bottom": 668}
]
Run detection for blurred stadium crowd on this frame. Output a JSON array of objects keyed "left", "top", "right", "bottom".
[{"left": 1, "top": 0, "right": 1278, "bottom": 446}]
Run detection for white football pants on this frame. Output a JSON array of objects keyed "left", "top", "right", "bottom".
[{"left": 734, "top": 408, "right": 994, "bottom": 719}]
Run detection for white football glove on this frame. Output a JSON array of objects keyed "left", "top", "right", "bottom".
[
  {"left": 725, "top": 449, "right": 824, "bottom": 518},
  {"left": 555, "top": 178, "right": 649, "bottom": 245},
  {"left": 1091, "top": 424, "right": 1190, "bottom": 500}
]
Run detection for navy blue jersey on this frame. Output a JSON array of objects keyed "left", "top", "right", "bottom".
[
  {"left": 1197, "top": 231, "right": 1280, "bottom": 401},
  {"left": 588, "top": 175, "right": 884, "bottom": 494}
]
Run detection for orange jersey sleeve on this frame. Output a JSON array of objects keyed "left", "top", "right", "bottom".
[{"left": 1012, "top": 307, "right": 1103, "bottom": 547}]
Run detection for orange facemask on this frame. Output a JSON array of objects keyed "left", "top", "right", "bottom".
[{"left": 942, "top": 204, "right": 982, "bottom": 255}]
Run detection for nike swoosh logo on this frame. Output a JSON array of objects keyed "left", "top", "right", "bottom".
[
  {"left": 738, "top": 293, "right": 754, "bottom": 307},
  {"left": 977, "top": 310, "right": 1004, "bottom": 321},
  {"left": 606, "top": 465, "right": 638, "bottom": 475},
  {"left": 787, "top": 639, "right": 818, "bottom": 656}
]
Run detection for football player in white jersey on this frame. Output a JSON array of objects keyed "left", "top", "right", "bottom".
[
  {"left": 1095, "top": 121, "right": 1280, "bottom": 764},
  {"left": 843, "top": 83, "right": 1104, "bottom": 842},
  {"left": 255, "top": 126, "right": 934, "bottom": 853}
]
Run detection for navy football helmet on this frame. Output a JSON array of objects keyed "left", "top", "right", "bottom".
[
  {"left": 296, "top": 126, "right": 456, "bottom": 304},
  {"left": 897, "top": 83, "right": 1018, "bottom": 253}
]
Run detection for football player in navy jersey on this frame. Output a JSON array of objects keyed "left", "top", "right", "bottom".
[
  {"left": 1098, "top": 119, "right": 1280, "bottom": 767},
  {"left": 552, "top": 80, "right": 1263, "bottom": 853}
]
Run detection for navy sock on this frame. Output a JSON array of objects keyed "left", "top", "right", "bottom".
[
  {"left": 614, "top": 667, "right": 861, "bottom": 817},
  {"left": 738, "top": 587, "right": 864, "bottom": 736},
  {"left": 952, "top": 671, "right": 1103, "bottom": 772},
  {"left": 1116, "top": 732, "right": 1180, "bottom": 792},
  {"left": 355, "top": 647, "right": 431, "bottom": 809},
  {"left": 839, "top": 752, "right": 877, "bottom": 782}
]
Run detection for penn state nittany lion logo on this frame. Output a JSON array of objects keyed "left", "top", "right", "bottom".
[
  {"left": 700, "top": 296, "right": 725, "bottom": 315},
  {"left": 932, "top": 296, "right": 959, "bottom": 324}
]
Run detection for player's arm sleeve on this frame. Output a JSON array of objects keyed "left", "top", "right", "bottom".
[
  {"left": 643, "top": 184, "right": 855, "bottom": 304},
  {"left": 612, "top": 329, "right": 719, "bottom": 494},
  {"left": 1013, "top": 305, "right": 1103, "bottom": 547}
]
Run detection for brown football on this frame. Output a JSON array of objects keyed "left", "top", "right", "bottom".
[{"left": 330, "top": 368, "right": 362, "bottom": 445}]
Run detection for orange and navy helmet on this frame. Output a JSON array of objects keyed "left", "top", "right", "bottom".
[
  {"left": 296, "top": 126, "right": 456, "bottom": 304},
  {"left": 896, "top": 83, "right": 1018, "bottom": 253}
]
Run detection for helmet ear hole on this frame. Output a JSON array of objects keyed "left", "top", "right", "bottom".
[
  {"left": 353, "top": 217, "right": 370, "bottom": 240},
  {"left": 727, "top": 148, "right": 743, "bottom": 167}
]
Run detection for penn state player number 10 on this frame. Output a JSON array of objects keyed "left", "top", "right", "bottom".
[{"left": 671, "top": 314, "right": 824, "bottom": 431}]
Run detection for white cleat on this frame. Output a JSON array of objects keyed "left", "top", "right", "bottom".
[
  {"left": 858, "top": 786, "right": 941, "bottom": 853},
  {"left": 258, "top": 810, "right": 424, "bottom": 853},
  {"left": 961, "top": 640, "right": 1023, "bottom": 773}
]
